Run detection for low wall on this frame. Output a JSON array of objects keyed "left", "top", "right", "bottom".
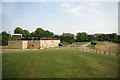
[
  {"left": 40, "top": 40, "right": 60, "bottom": 49},
  {"left": 28, "top": 41, "right": 40, "bottom": 49},
  {"left": 22, "top": 41, "right": 28, "bottom": 49},
  {"left": 8, "top": 40, "right": 28, "bottom": 49},
  {"left": 8, "top": 39, "right": 60, "bottom": 49}
]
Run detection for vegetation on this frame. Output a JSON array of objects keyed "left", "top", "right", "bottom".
[
  {"left": 76, "top": 32, "right": 120, "bottom": 43},
  {"left": 1, "top": 27, "right": 120, "bottom": 46},
  {"left": 3, "top": 49, "right": 118, "bottom": 78},
  {"left": 76, "top": 32, "right": 89, "bottom": 42},
  {"left": 1, "top": 31, "right": 11, "bottom": 46},
  {"left": 91, "top": 41, "right": 97, "bottom": 45},
  {"left": 60, "top": 36, "right": 74, "bottom": 44},
  {"left": 0, "top": 34, "right": 2, "bottom": 45},
  {"left": 88, "top": 41, "right": 120, "bottom": 53},
  {"left": 59, "top": 43, "right": 63, "bottom": 46},
  {"left": 14, "top": 27, "right": 53, "bottom": 38}
]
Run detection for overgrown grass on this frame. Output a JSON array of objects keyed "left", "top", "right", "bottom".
[
  {"left": 2, "top": 49, "right": 118, "bottom": 78},
  {"left": 65, "top": 42, "right": 89, "bottom": 47},
  {"left": 87, "top": 41, "right": 120, "bottom": 53},
  {"left": 2, "top": 46, "right": 8, "bottom": 49}
]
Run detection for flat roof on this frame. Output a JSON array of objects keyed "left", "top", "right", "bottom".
[
  {"left": 21, "top": 38, "right": 60, "bottom": 40},
  {"left": 12, "top": 34, "right": 22, "bottom": 36},
  {"left": 40, "top": 38, "right": 60, "bottom": 40}
]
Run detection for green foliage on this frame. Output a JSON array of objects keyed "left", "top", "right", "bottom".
[
  {"left": 91, "top": 41, "right": 97, "bottom": 45},
  {"left": 22, "top": 30, "right": 30, "bottom": 38},
  {"left": 89, "top": 33, "right": 119, "bottom": 43},
  {"left": 60, "top": 36, "right": 75, "bottom": 44},
  {"left": 76, "top": 32, "right": 89, "bottom": 42},
  {"left": 14, "top": 27, "right": 30, "bottom": 38},
  {"left": 3, "top": 26, "right": 120, "bottom": 44},
  {"left": 0, "top": 34, "right": 2, "bottom": 45},
  {"left": 1, "top": 31, "right": 11, "bottom": 46},
  {"left": 59, "top": 43, "right": 63, "bottom": 46},
  {"left": 88, "top": 35, "right": 95, "bottom": 41},
  {"left": 14, "top": 27, "right": 54, "bottom": 39},
  {"left": 53, "top": 35, "right": 60, "bottom": 38},
  {"left": 14, "top": 27, "right": 23, "bottom": 34},
  {"left": 34, "top": 28, "right": 44, "bottom": 38},
  {"left": 111, "top": 35, "right": 120, "bottom": 43},
  {"left": 33, "top": 28, "right": 53, "bottom": 38}
]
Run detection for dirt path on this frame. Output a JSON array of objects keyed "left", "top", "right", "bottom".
[{"left": 81, "top": 42, "right": 91, "bottom": 47}]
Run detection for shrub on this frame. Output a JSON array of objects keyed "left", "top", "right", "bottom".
[
  {"left": 91, "top": 41, "right": 97, "bottom": 45},
  {"left": 59, "top": 43, "right": 63, "bottom": 46}
]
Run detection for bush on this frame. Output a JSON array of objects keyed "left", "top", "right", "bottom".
[
  {"left": 59, "top": 43, "right": 63, "bottom": 46},
  {"left": 91, "top": 41, "right": 97, "bottom": 45}
]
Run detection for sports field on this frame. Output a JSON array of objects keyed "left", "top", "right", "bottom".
[{"left": 2, "top": 48, "right": 118, "bottom": 78}]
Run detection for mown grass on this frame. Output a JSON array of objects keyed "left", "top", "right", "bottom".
[{"left": 2, "top": 49, "right": 118, "bottom": 78}]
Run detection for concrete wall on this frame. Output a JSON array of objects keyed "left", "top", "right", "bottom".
[
  {"left": 40, "top": 40, "right": 60, "bottom": 49},
  {"left": 22, "top": 41, "right": 28, "bottom": 49},
  {"left": 8, "top": 41, "right": 28, "bottom": 49},
  {"left": 8, "top": 39, "right": 60, "bottom": 49},
  {"left": 28, "top": 40, "right": 40, "bottom": 49}
]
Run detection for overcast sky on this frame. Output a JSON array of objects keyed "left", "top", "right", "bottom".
[{"left": 1, "top": 0, "right": 119, "bottom": 35}]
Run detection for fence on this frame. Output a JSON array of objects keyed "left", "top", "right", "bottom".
[{"left": 54, "top": 46, "right": 119, "bottom": 57}]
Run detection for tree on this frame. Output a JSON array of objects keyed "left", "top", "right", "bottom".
[
  {"left": 76, "top": 32, "right": 89, "bottom": 42},
  {"left": 14, "top": 27, "right": 23, "bottom": 34},
  {"left": 33, "top": 28, "right": 54, "bottom": 38},
  {"left": 43, "top": 30, "right": 53, "bottom": 38},
  {"left": 53, "top": 35, "right": 60, "bottom": 38},
  {"left": 34, "top": 28, "right": 44, "bottom": 38},
  {"left": 111, "top": 35, "right": 120, "bottom": 43},
  {"left": 60, "top": 35, "right": 75, "bottom": 44},
  {"left": 0, "top": 33, "right": 2, "bottom": 45},
  {"left": 14, "top": 27, "right": 30, "bottom": 39},
  {"left": 88, "top": 35, "right": 95, "bottom": 41},
  {"left": 1, "top": 31, "right": 11, "bottom": 46},
  {"left": 22, "top": 30, "right": 30, "bottom": 38},
  {"left": 97, "top": 35, "right": 104, "bottom": 41}
]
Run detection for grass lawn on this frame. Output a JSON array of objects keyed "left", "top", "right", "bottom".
[{"left": 2, "top": 49, "right": 118, "bottom": 78}]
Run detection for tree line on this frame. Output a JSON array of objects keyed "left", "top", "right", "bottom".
[
  {"left": 14, "top": 27, "right": 54, "bottom": 38},
  {"left": 0, "top": 27, "right": 120, "bottom": 46}
]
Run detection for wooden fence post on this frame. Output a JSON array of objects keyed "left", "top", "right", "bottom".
[
  {"left": 96, "top": 50, "right": 97, "bottom": 53},
  {"left": 104, "top": 51, "right": 105, "bottom": 54}
]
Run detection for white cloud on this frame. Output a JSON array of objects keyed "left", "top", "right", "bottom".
[
  {"left": 0, "top": 3, "right": 2, "bottom": 15},
  {"left": 2, "top": 0, "right": 120, "bottom": 2},
  {"left": 59, "top": 3, "right": 71, "bottom": 8},
  {"left": 89, "top": 2, "right": 105, "bottom": 16},
  {"left": 59, "top": 3, "right": 85, "bottom": 16},
  {"left": 89, "top": 7, "right": 104, "bottom": 16},
  {"left": 68, "top": 6, "right": 84, "bottom": 16},
  {"left": 89, "top": 2, "right": 101, "bottom": 7}
]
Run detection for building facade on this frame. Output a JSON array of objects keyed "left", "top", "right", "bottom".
[
  {"left": 8, "top": 40, "right": 28, "bottom": 49},
  {"left": 8, "top": 38, "right": 60, "bottom": 49}
]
